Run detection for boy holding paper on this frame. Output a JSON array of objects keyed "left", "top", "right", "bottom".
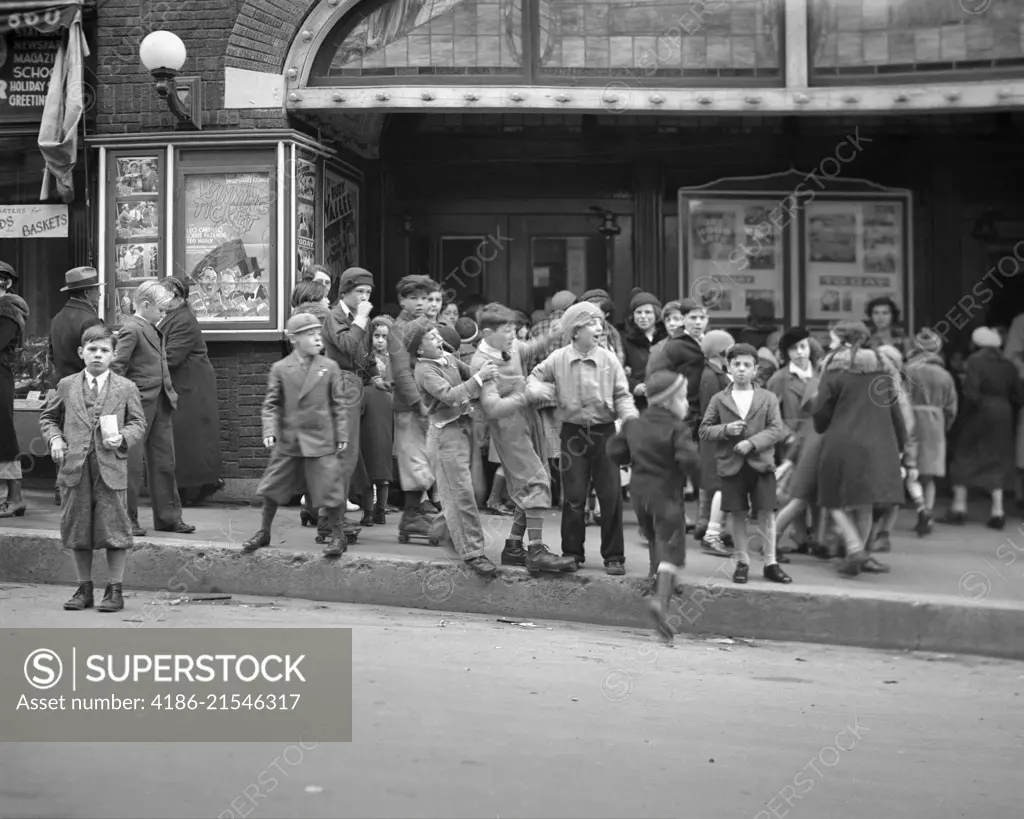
[{"left": 40, "top": 324, "right": 147, "bottom": 612}]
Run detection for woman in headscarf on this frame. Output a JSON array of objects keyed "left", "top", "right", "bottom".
[
  {"left": 945, "top": 326, "right": 1024, "bottom": 529},
  {"left": 0, "top": 261, "right": 29, "bottom": 517},
  {"left": 159, "top": 277, "right": 223, "bottom": 506},
  {"left": 813, "top": 320, "right": 908, "bottom": 577}
]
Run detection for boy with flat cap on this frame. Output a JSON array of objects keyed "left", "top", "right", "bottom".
[{"left": 241, "top": 313, "right": 352, "bottom": 557}]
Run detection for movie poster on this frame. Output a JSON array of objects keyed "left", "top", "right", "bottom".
[
  {"left": 323, "top": 169, "right": 359, "bottom": 278},
  {"left": 181, "top": 172, "right": 273, "bottom": 322},
  {"left": 684, "top": 198, "right": 784, "bottom": 321},
  {"left": 296, "top": 158, "right": 317, "bottom": 279},
  {"left": 803, "top": 200, "right": 905, "bottom": 322}
]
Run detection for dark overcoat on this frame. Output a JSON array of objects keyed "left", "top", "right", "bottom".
[
  {"left": 49, "top": 297, "right": 103, "bottom": 385},
  {"left": 160, "top": 305, "right": 223, "bottom": 487},
  {"left": 110, "top": 315, "right": 177, "bottom": 409},
  {"left": 0, "top": 294, "right": 29, "bottom": 463},
  {"left": 697, "top": 361, "right": 731, "bottom": 491},
  {"left": 950, "top": 348, "right": 1023, "bottom": 491},
  {"left": 767, "top": 364, "right": 821, "bottom": 503},
  {"left": 812, "top": 348, "right": 907, "bottom": 508},
  {"left": 621, "top": 320, "right": 667, "bottom": 411}
]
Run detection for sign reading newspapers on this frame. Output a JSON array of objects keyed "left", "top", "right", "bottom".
[{"left": 2, "top": 629, "right": 353, "bottom": 742}]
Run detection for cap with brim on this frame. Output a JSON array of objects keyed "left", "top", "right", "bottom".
[
  {"left": 438, "top": 325, "right": 461, "bottom": 353},
  {"left": 404, "top": 317, "right": 435, "bottom": 357},
  {"left": 0, "top": 261, "right": 18, "bottom": 282},
  {"left": 60, "top": 266, "right": 100, "bottom": 292},
  {"left": 286, "top": 313, "right": 322, "bottom": 335}
]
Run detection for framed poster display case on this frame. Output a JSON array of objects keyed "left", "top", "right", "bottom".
[
  {"left": 799, "top": 193, "right": 912, "bottom": 326},
  {"left": 105, "top": 149, "right": 167, "bottom": 326},
  {"left": 679, "top": 192, "right": 792, "bottom": 326},
  {"left": 174, "top": 149, "right": 278, "bottom": 332}
]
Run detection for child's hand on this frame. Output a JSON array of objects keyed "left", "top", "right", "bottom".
[
  {"left": 478, "top": 360, "right": 499, "bottom": 382},
  {"left": 633, "top": 383, "right": 646, "bottom": 397},
  {"left": 103, "top": 434, "right": 124, "bottom": 450},
  {"left": 50, "top": 438, "right": 66, "bottom": 464},
  {"left": 263, "top": 436, "right": 276, "bottom": 449},
  {"left": 734, "top": 440, "right": 754, "bottom": 456},
  {"left": 725, "top": 420, "right": 746, "bottom": 437}
]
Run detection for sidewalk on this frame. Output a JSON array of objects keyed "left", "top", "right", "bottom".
[{"left": 2, "top": 490, "right": 1022, "bottom": 658}]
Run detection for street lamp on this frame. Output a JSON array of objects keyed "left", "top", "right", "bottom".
[{"left": 140, "top": 31, "right": 201, "bottom": 131}]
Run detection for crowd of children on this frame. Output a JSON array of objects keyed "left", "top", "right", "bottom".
[{"left": 46, "top": 261, "right": 1019, "bottom": 643}]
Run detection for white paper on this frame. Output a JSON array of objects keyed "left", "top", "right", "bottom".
[{"left": 99, "top": 415, "right": 119, "bottom": 438}]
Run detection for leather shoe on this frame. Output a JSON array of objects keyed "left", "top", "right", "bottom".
[
  {"left": 97, "top": 582, "right": 124, "bottom": 612},
  {"left": 131, "top": 522, "right": 146, "bottom": 537},
  {"left": 157, "top": 521, "right": 196, "bottom": 534},
  {"left": 500, "top": 539, "right": 527, "bottom": 566},
  {"left": 63, "top": 581, "right": 94, "bottom": 610},
  {"left": 526, "top": 542, "right": 577, "bottom": 573},
  {"left": 466, "top": 555, "right": 498, "bottom": 577},
  {"left": 733, "top": 562, "right": 749, "bottom": 584},
  {"left": 241, "top": 530, "right": 271, "bottom": 552},
  {"left": 764, "top": 564, "right": 792, "bottom": 584},
  {"left": 604, "top": 562, "right": 626, "bottom": 576}
]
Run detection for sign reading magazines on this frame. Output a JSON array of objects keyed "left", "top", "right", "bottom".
[
  {"left": 685, "top": 198, "right": 785, "bottom": 321},
  {"left": 296, "top": 157, "right": 316, "bottom": 279},
  {"left": 182, "top": 171, "right": 273, "bottom": 322},
  {"left": 0, "top": 3, "right": 80, "bottom": 121},
  {"left": 803, "top": 200, "right": 905, "bottom": 322},
  {"left": 323, "top": 169, "right": 358, "bottom": 277}
]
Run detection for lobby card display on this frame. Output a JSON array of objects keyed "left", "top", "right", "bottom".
[
  {"left": 683, "top": 198, "right": 785, "bottom": 321},
  {"left": 803, "top": 200, "right": 906, "bottom": 322},
  {"left": 110, "top": 152, "right": 163, "bottom": 325},
  {"left": 181, "top": 170, "right": 273, "bottom": 323},
  {"left": 296, "top": 157, "right": 317, "bottom": 280}
]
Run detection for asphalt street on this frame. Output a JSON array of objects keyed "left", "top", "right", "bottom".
[{"left": 0, "top": 583, "right": 1021, "bottom": 819}]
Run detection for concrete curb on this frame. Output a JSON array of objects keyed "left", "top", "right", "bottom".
[{"left": 2, "top": 528, "right": 1022, "bottom": 659}]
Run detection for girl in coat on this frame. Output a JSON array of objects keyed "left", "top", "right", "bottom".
[
  {"left": 767, "top": 327, "right": 820, "bottom": 557},
  {"left": 904, "top": 329, "right": 958, "bottom": 534},
  {"left": 358, "top": 316, "right": 396, "bottom": 525},
  {"left": 946, "top": 327, "right": 1024, "bottom": 529},
  {"left": 696, "top": 330, "right": 734, "bottom": 557},
  {"left": 622, "top": 291, "right": 667, "bottom": 412},
  {"left": 813, "top": 321, "right": 908, "bottom": 577}
]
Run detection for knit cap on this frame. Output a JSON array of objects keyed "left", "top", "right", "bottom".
[
  {"left": 404, "top": 317, "right": 436, "bottom": 358},
  {"left": 700, "top": 330, "right": 734, "bottom": 358},
  {"left": 646, "top": 371, "right": 686, "bottom": 406},
  {"left": 455, "top": 316, "right": 479, "bottom": 343},
  {"left": 550, "top": 290, "right": 577, "bottom": 312},
  {"left": 971, "top": 326, "right": 1002, "bottom": 348},
  {"left": 629, "top": 291, "right": 661, "bottom": 313},
  {"left": 560, "top": 301, "right": 603, "bottom": 337},
  {"left": 582, "top": 288, "right": 611, "bottom": 303}
]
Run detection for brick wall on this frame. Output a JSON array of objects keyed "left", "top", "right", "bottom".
[
  {"left": 208, "top": 341, "right": 282, "bottom": 482},
  {"left": 92, "top": 0, "right": 294, "bottom": 134}
]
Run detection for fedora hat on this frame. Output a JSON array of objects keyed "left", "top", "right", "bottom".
[{"left": 60, "top": 266, "right": 99, "bottom": 292}]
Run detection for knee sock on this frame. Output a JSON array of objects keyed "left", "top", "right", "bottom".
[
  {"left": 952, "top": 486, "right": 968, "bottom": 513},
  {"left": 260, "top": 499, "right": 278, "bottom": 532},
  {"left": 106, "top": 549, "right": 127, "bottom": 583},
  {"left": 760, "top": 512, "right": 778, "bottom": 567},
  {"left": 525, "top": 511, "right": 544, "bottom": 544},
  {"left": 906, "top": 479, "right": 925, "bottom": 511},
  {"left": 509, "top": 509, "right": 527, "bottom": 544},
  {"left": 706, "top": 492, "right": 724, "bottom": 538},
  {"left": 731, "top": 514, "right": 749, "bottom": 565},
  {"left": 73, "top": 550, "right": 93, "bottom": 583},
  {"left": 376, "top": 482, "right": 389, "bottom": 510}
]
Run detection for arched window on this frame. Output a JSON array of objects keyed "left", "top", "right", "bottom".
[{"left": 308, "top": 0, "right": 785, "bottom": 85}]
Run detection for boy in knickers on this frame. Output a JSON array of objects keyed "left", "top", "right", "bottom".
[
  {"left": 608, "top": 370, "right": 699, "bottom": 642},
  {"left": 41, "top": 324, "right": 147, "bottom": 612},
  {"left": 241, "top": 313, "right": 352, "bottom": 557}
]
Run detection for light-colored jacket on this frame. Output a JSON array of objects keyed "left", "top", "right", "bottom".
[{"left": 527, "top": 343, "right": 638, "bottom": 426}]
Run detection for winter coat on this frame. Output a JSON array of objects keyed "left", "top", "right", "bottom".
[
  {"left": 622, "top": 320, "right": 667, "bottom": 411},
  {"left": 950, "top": 347, "right": 1024, "bottom": 492},
  {"left": 699, "top": 385, "right": 787, "bottom": 476},
  {"left": 904, "top": 351, "right": 958, "bottom": 478},
  {"left": 160, "top": 305, "right": 223, "bottom": 488},
  {"left": 0, "top": 293, "right": 29, "bottom": 463},
  {"left": 647, "top": 331, "right": 705, "bottom": 427},
  {"left": 48, "top": 297, "right": 103, "bottom": 386},
  {"left": 812, "top": 347, "right": 907, "bottom": 508},
  {"left": 766, "top": 364, "right": 819, "bottom": 464}
]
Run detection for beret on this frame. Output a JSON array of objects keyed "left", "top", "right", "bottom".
[
  {"left": 778, "top": 326, "right": 810, "bottom": 356},
  {"left": 438, "top": 324, "right": 461, "bottom": 353},
  {"left": 629, "top": 291, "right": 661, "bottom": 313},
  {"left": 338, "top": 267, "right": 374, "bottom": 293}
]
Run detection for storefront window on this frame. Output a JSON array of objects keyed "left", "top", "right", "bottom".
[{"left": 179, "top": 168, "right": 274, "bottom": 325}]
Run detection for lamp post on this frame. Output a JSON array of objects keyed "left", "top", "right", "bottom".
[{"left": 140, "top": 31, "right": 201, "bottom": 131}]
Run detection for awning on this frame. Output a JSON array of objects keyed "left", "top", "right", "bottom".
[{"left": 0, "top": 1, "right": 88, "bottom": 202}]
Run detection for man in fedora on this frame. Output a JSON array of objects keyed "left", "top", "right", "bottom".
[{"left": 49, "top": 266, "right": 104, "bottom": 387}]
